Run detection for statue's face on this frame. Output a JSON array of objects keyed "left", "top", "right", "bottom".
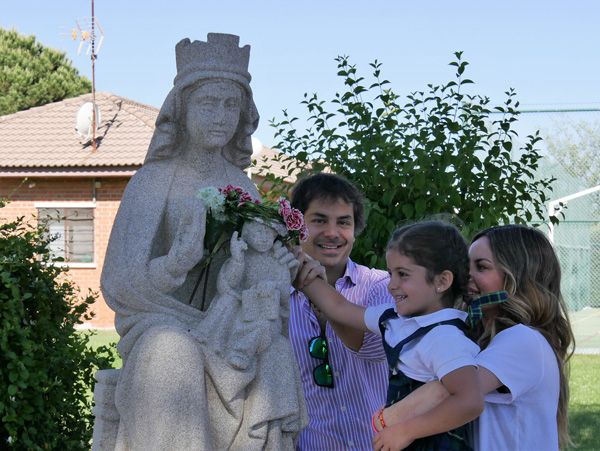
[
  {"left": 243, "top": 220, "right": 278, "bottom": 253},
  {"left": 185, "top": 80, "right": 243, "bottom": 150}
]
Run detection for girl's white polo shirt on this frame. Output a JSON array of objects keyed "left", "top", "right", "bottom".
[{"left": 364, "top": 305, "right": 479, "bottom": 382}]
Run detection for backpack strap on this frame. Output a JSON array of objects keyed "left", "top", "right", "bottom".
[{"left": 378, "top": 309, "right": 467, "bottom": 371}]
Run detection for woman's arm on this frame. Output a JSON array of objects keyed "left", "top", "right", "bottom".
[
  {"left": 375, "top": 364, "right": 505, "bottom": 433},
  {"left": 477, "top": 366, "right": 504, "bottom": 393},
  {"left": 374, "top": 381, "right": 450, "bottom": 431},
  {"left": 373, "top": 366, "right": 483, "bottom": 451}
]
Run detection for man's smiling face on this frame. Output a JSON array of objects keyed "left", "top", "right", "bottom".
[{"left": 301, "top": 197, "right": 356, "bottom": 280}]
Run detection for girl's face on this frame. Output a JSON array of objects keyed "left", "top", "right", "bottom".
[
  {"left": 468, "top": 236, "right": 505, "bottom": 297},
  {"left": 386, "top": 249, "right": 444, "bottom": 317}
]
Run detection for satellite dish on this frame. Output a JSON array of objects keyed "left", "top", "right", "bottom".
[
  {"left": 251, "top": 136, "right": 264, "bottom": 158},
  {"left": 75, "top": 102, "right": 101, "bottom": 143}
]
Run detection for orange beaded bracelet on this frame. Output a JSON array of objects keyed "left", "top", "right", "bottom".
[{"left": 378, "top": 407, "right": 387, "bottom": 430}]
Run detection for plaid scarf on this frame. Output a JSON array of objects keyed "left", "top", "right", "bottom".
[{"left": 467, "top": 290, "right": 509, "bottom": 327}]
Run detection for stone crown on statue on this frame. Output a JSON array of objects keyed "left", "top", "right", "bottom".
[{"left": 174, "top": 33, "right": 251, "bottom": 88}]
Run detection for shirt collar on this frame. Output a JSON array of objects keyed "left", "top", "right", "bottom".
[
  {"left": 341, "top": 258, "right": 358, "bottom": 286},
  {"left": 397, "top": 308, "right": 468, "bottom": 327}
]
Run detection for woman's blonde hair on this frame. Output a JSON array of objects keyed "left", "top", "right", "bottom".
[{"left": 472, "top": 224, "right": 575, "bottom": 449}]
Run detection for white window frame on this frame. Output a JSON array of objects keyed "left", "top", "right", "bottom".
[{"left": 35, "top": 201, "right": 96, "bottom": 268}]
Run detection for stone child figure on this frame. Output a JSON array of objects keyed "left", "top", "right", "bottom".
[
  {"left": 96, "top": 34, "right": 306, "bottom": 451},
  {"left": 200, "top": 219, "right": 296, "bottom": 370}
]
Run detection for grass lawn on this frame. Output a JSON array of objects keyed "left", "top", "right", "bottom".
[
  {"left": 568, "top": 354, "right": 600, "bottom": 451},
  {"left": 85, "top": 330, "right": 599, "bottom": 448}
]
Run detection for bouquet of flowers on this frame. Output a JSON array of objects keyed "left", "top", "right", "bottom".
[
  {"left": 190, "top": 185, "right": 308, "bottom": 305},
  {"left": 197, "top": 184, "right": 308, "bottom": 247}
]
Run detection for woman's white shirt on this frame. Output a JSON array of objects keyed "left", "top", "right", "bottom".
[{"left": 475, "top": 324, "right": 560, "bottom": 451}]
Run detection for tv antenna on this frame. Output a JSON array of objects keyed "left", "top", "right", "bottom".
[{"left": 68, "top": 0, "right": 104, "bottom": 150}]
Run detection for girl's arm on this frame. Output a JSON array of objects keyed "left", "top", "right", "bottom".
[
  {"left": 373, "top": 366, "right": 483, "bottom": 451},
  {"left": 327, "top": 319, "right": 367, "bottom": 352},
  {"left": 295, "top": 257, "right": 368, "bottom": 350}
]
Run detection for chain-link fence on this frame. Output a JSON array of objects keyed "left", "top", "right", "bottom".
[
  {"left": 540, "top": 157, "right": 600, "bottom": 311},
  {"left": 551, "top": 220, "right": 600, "bottom": 311},
  {"left": 515, "top": 108, "right": 599, "bottom": 311}
]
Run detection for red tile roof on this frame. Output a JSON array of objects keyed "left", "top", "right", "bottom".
[
  {"left": 0, "top": 91, "right": 296, "bottom": 181},
  {"left": 0, "top": 92, "right": 157, "bottom": 170}
]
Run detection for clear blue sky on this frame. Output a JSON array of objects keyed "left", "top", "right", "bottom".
[{"left": 2, "top": 0, "right": 599, "bottom": 146}]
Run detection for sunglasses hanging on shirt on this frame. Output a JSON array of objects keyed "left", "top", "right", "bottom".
[{"left": 308, "top": 334, "right": 334, "bottom": 388}]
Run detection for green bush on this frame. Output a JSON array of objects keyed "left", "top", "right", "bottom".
[
  {"left": 0, "top": 206, "right": 116, "bottom": 449},
  {"left": 263, "top": 52, "right": 556, "bottom": 268}
]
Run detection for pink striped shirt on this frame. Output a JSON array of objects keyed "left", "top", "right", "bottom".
[{"left": 289, "top": 259, "right": 391, "bottom": 450}]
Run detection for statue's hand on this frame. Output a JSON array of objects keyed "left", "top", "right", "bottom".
[
  {"left": 229, "top": 231, "right": 248, "bottom": 261},
  {"left": 273, "top": 241, "right": 300, "bottom": 280},
  {"left": 166, "top": 198, "right": 206, "bottom": 278}
]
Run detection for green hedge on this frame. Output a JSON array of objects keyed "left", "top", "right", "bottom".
[{"left": 0, "top": 206, "right": 115, "bottom": 449}]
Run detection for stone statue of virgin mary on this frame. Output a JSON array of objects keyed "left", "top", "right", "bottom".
[{"left": 93, "top": 33, "right": 306, "bottom": 450}]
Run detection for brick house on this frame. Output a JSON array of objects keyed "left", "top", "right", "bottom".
[{"left": 0, "top": 92, "right": 291, "bottom": 328}]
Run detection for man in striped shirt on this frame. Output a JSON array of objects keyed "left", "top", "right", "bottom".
[{"left": 289, "top": 173, "right": 392, "bottom": 450}]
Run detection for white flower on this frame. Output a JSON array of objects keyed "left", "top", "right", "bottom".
[{"left": 197, "top": 187, "right": 226, "bottom": 220}]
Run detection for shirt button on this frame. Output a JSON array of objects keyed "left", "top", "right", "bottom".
[
  {"left": 348, "top": 440, "right": 355, "bottom": 447},
  {"left": 340, "top": 405, "right": 347, "bottom": 412}
]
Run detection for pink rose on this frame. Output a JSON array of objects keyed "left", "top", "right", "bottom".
[
  {"left": 239, "top": 192, "right": 253, "bottom": 203},
  {"left": 285, "top": 208, "right": 304, "bottom": 231},
  {"left": 221, "top": 185, "right": 243, "bottom": 197},
  {"left": 299, "top": 225, "right": 309, "bottom": 242},
  {"left": 278, "top": 198, "right": 292, "bottom": 217}
]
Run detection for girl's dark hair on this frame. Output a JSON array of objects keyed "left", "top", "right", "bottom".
[{"left": 387, "top": 220, "right": 469, "bottom": 307}]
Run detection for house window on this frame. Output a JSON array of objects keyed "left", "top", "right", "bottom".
[{"left": 38, "top": 207, "right": 94, "bottom": 263}]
